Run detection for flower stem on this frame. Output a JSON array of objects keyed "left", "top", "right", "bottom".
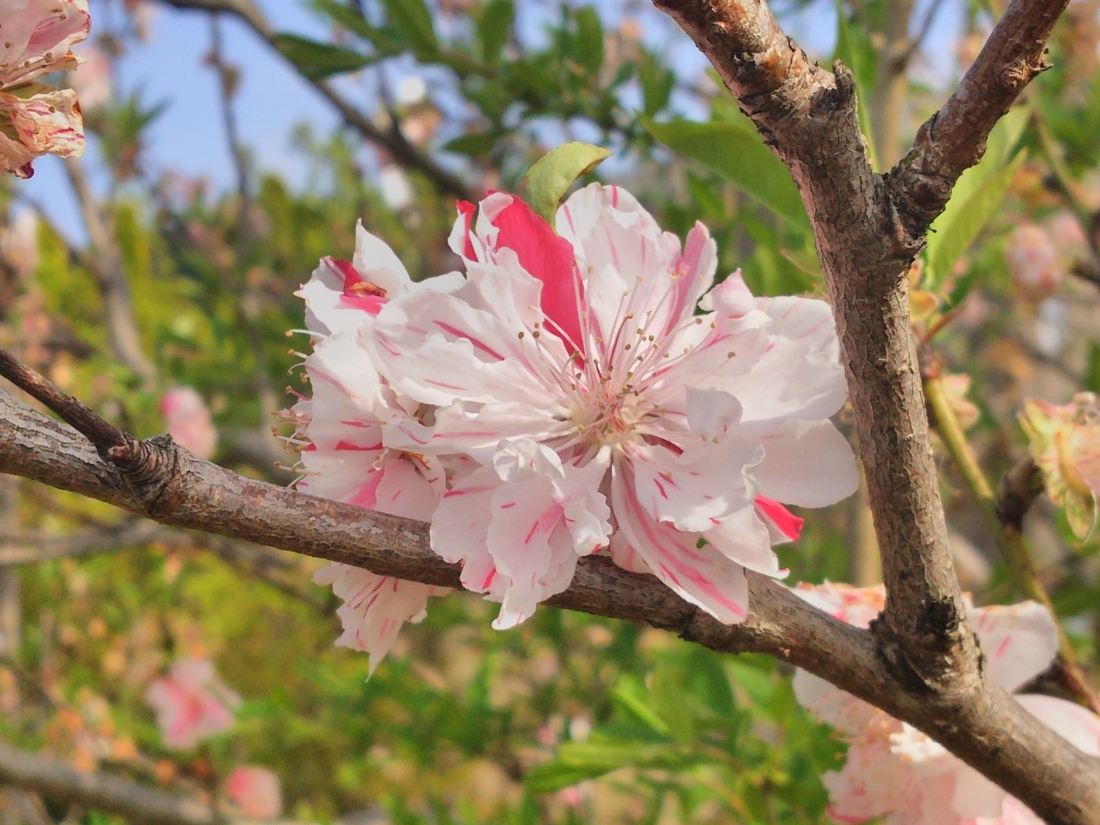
[{"left": 924, "top": 374, "right": 1100, "bottom": 712}]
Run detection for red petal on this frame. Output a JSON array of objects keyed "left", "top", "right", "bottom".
[
  {"left": 490, "top": 197, "right": 585, "bottom": 352},
  {"left": 456, "top": 200, "right": 477, "bottom": 259},
  {"left": 755, "top": 495, "right": 804, "bottom": 541}
]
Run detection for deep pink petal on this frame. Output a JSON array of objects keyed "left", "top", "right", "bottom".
[
  {"left": 489, "top": 196, "right": 585, "bottom": 351},
  {"left": 755, "top": 495, "right": 803, "bottom": 541}
]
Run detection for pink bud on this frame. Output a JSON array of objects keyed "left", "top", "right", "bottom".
[
  {"left": 160, "top": 387, "right": 218, "bottom": 460},
  {"left": 225, "top": 766, "right": 282, "bottom": 820}
]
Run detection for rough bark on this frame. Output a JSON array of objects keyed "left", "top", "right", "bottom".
[
  {"left": 4, "top": 390, "right": 1100, "bottom": 823},
  {"left": 649, "top": 0, "right": 1096, "bottom": 821}
]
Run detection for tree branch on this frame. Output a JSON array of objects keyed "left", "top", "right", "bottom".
[
  {"left": 2, "top": 366, "right": 1100, "bottom": 820},
  {"left": 0, "top": 740, "right": 215, "bottom": 825},
  {"left": 650, "top": 0, "right": 1098, "bottom": 821},
  {"left": 153, "top": 0, "right": 476, "bottom": 202},
  {"left": 887, "top": 0, "right": 1066, "bottom": 236}
]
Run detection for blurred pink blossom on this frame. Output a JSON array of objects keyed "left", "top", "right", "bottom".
[
  {"left": 793, "top": 585, "right": 1100, "bottom": 824},
  {"left": 161, "top": 387, "right": 218, "bottom": 460},
  {"left": 70, "top": 42, "right": 113, "bottom": 109},
  {"left": 145, "top": 658, "right": 240, "bottom": 750},
  {"left": 1005, "top": 223, "right": 1060, "bottom": 299},
  {"left": 225, "top": 766, "right": 282, "bottom": 819},
  {"left": 0, "top": 211, "right": 39, "bottom": 280},
  {"left": 0, "top": 0, "right": 91, "bottom": 177}
]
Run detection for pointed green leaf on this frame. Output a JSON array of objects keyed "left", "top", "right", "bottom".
[
  {"left": 925, "top": 151, "right": 1026, "bottom": 287},
  {"left": 640, "top": 115, "right": 810, "bottom": 232},
  {"left": 477, "top": 0, "right": 514, "bottom": 64},
  {"left": 271, "top": 33, "right": 374, "bottom": 80},
  {"left": 381, "top": 0, "right": 438, "bottom": 55},
  {"left": 611, "top": 676, "right": 670, "bottom": 736},
  {"left": 574, "top": 7, "right": 604, "bottom": 75},
  {"left": 521, "top": 142, "right": 611, "bottom": 223}
]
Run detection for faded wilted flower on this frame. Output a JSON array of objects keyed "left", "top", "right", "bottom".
[
  {"left": 1020, "top": 393, "right": 1100, "bottom": 540},
  {"left": 0, "top": 0, "right": 91, "bottom": 177},
  {"left": 161, "top": 387, "right": 218, "bottom": 460}
]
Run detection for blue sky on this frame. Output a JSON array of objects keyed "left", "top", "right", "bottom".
[{"left": 16, "top": 0, "right": 962, "bottom": 243}]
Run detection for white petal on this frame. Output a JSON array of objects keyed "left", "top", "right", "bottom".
[
  {"left": 754, "top": 419, "right": 858, "bottom": 507},
  {"left": 685, "top": 386, "right": 742, "bottom": 441},
  {"left": 611, "top": 459, "right": 749, "bottom": 624},
  {"left": 351, "top": 221, "right": 413, "bottom": 295},
  {"left": 625, "top": 431, "right": 761, "bottom": 533},
  {"left": 1015, "top": 693, "right": 1100, "bottom": 756},
  {"left": 312, "top": 565, "right": 445, "bottom": 676},
  {"left": 970, "top": 602, "right": 1059, "bottom": 692},
  {"left": 792, "top": 669, "right": 883, "bottom": 734},
  {"left": 703, "top": 506, "right": 782, "bottom": 577}
]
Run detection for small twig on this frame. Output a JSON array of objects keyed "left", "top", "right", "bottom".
[
  {"left": 0, "top": 348, "right": 132, "bottom": 458},
  {"left": 924, "top": 371, "right": 1100, "bottom": 713}
]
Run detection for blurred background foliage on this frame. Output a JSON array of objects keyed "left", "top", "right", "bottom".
[{"left": 3, "top": 0, "right": 1100, "bottom": 822}]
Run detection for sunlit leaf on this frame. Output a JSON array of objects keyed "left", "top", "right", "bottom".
[
  {"left": 641, "top": 115, "right": 810, "bottom": 232},
  {"left": 521, "top": 141, "right": 612, "bottom": 223}
]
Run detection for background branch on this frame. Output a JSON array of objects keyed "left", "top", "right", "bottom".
[{"left": 157, "top": 0, "right": 476, "bottom": 202}]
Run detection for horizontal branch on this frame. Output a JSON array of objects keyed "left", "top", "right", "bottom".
[
  {"left": 4, "top": 387, "right": 1100, "bottom": 822},
  {"left": 0, "top": 740, "right": 214, "bottom": 825}
]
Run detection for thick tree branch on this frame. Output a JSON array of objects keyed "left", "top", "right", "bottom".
[
  {"left": 0, "top": 740, "right": 215, "bottom": 825},
  {"left": 3, "top": 378, "right": 1100, "bottom": 821},
  {"left": 154, "top": 0, "right": 476, "bottom": 202},
  {"left": 888, "top": 0, "right": 1067, "bottom": 236},
  {"left": 650, "top": 0, "right": 1098, "bottom": 821}
]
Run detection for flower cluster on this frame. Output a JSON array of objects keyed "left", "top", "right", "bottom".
[
  {"left": 793, "top": 583, "right": 1100, "bottom": 824},
  {"left": 0, "top": 0, "right": 91, "bottom": 178},
  {"left": 144, "top": 657, "right": 240, "bottom": 750},
  {"left": 291, "top": 184, "right": 857, "bottom": 672},
  {"left": 1020, "top": 393, "right": 1100, "bottom": 540}
]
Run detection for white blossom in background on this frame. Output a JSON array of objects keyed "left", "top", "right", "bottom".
[
  {"left": 145, "top": 658, "right": 240, "bottom": 750},
  {"left": 380, "top": 165, "right": 414, "bottom": 211},
  {"left": 161, "top": 386, "right": 218, "bottom": 460},
  {"left": 0, "top": 0, "right": 91, "bottom": 177},
  {"left": 793, "top": 583, "right": 1100, "bottom": 824},
  {"left": 295, "top": 184, "right": 857, "bottom": 670}
]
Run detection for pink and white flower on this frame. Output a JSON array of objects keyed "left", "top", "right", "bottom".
[
  {"left": 297, "top": 184, "right": 856, "bottom": 666},
  {"left": 793, "top": 584, "right": 1100, "bottom": 824},
  {"left": 144, "top": 657, "right": 240, "bottom": 750},
  {"left": 0, "top": 0, "right": 90, "bottom": 178},
  {"left": 292, "top": 224, "right": 457, "bottom": 673},
  {"left": 224, "top": 766, "right": 282, "bottom": 820},
  {"left": 365, "top": 184, "right": 855, "bottom": 627}
]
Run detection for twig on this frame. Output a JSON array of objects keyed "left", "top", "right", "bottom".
[{"left": 924, "top": 371, "right": 1100, "bottom": 713}]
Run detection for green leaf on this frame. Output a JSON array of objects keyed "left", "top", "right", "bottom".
[
  {"left": 271, "top": 33, "right": 373, "bottom": 80},
  {"left": 925, "top": 151, "right": 1026, "bottom": 286},
  {"left": 521, "top": 142, "right": 612, "bottom": 223},
  {"left": 611, "top": 676, "right": 670, "bottom": 736},
  {"left": 640, "top": 115, "right": 810, "bottom": 231},
  {"left": 477, "top": 0, "right": 514, "bottom": 64},
  {"left": 574, "top": 7, "right": 604, "bottom": 75},
  {"left": 441, "top": 131, "right": 502, "bottom": 156},
  {"left": 381, "top": 0, "right": 438, "bottom": 55},
  {"left": 640, "top": 57, "right": 675, "bottom": 117},
  {"left": 525, "top": 740, "right": 687, "bottom": 792}
]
